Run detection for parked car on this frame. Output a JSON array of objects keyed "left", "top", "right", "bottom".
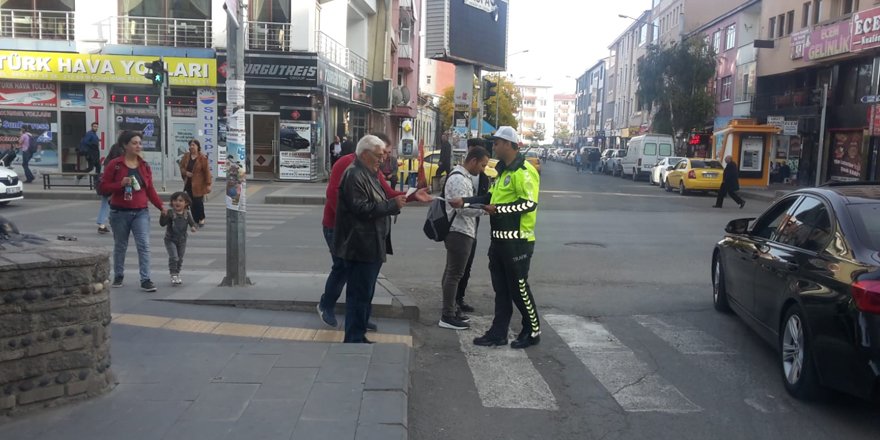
[
  {"left": 524, "top": 150, "right": 542, "bottom": 173},
  {"left": 599, "top": 149, "right": 622, "bottom": 174},
  {"left": 620, "top": 133, "right": 675, "bottom": 181},
  {"left": 712, "top": 183, "right": 880, "bottom": 399},
  {"left": 608, "top": 149, "right": 627, "bottom": 176},
  {"left": 664, "top": 158, "right": 723, "bottom": 195},
  {"left": 0, "top": 166, "right": 23, "bottom": 206},
  {"left": 651, "top": 156, "right": 685, "bottom": 187}
]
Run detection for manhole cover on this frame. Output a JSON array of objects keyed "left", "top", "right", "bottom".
[{"left": 564, "top": 242, "right": 606, "bottom": 249}]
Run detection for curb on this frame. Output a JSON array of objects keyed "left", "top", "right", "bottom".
[
  {"left": 24, "top": 189, "right": 224, "bottom": 202},
  {"left": 264, "top": 195, "right": 327, "bottom": 205},
  {"left": 739, "top": 189, "right": 790, "bottom": 203}
]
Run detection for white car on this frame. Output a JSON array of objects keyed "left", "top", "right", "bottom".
[
  {"left": 651, "top": 156, "right": 686, "bottom": 188},
  {"left": 0, "top": 166, "right": 23, "bottom": 206}
]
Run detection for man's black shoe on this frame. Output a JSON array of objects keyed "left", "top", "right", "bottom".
[
  {"left": 739, "top": 201, "right": 746, "bottom": 209},
  {"left": 457, "top": 300, "right": 475, "bottom": 313},
  {"left": 510, "top": 334, "right": 541, "bottom": 349},
  {"left": 366, "top": 321, "right": 378, "bottom": 332},
  {"left": 473, "top": 334, "right": 508, "bottom": 347},
  {"left": 362, "top": 337, "right": 374, "bottom": 344}
]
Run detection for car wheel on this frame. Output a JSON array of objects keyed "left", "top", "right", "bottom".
[
  {"left": 679, "top": 181, "right": 687, "bottom": 195},
  {"left": 712, "top": 255, "right": 731, "bottom": 312},
  {"left": 665, "top": 178, "right": 673, "bottom": 192},
  {"left": 780, "top": 304, "right": 823, "bottom": 400},
  {"left": 632, "top": 169, "right": 638, "bottom": 182},
  {"left": 0, "top": 201, "right": 8, "bottom": 206},
  {"left": 659, "top": 176, "right": 665, "bottom": 188}
]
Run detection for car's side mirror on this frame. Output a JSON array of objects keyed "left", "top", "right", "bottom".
[
  {"left": 667, "top": 166, "right": 675, "bottom": 171},
  {"left": 724, "top": 218, "right": 755, "bottom": 235}
]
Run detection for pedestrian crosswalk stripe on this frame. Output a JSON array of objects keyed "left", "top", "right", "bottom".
[
  {"left": 457, "top": 316, "right": 557, "bottom": 411},
  {"left": 545, "top": 314, "right": 701, "bottom": 413},
  {"left": 633, "top": 315, "right": 736, "bottom": 355}
]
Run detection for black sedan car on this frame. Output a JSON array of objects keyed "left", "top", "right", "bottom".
[{"left": 712, "top": 182, "right": 880, "bottom": 400}]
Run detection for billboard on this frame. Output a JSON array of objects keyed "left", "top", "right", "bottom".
[{"left": 425, "top": 0, "right": 509, "bottom": 71}]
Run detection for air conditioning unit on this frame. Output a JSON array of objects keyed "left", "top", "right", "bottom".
[{"left": 392, "top": 87, "right": 404, "bottom": 106}]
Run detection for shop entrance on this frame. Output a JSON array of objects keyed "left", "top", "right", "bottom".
[
  {"left": 60, "top": 111, "right": 86, "bottom": 172},
  {"left": 248, "top": 113, "right": 278, "bottom": 180}
]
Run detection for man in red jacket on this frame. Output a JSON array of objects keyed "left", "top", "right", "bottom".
[{"left": 317, "top": 133, "right": 430, "bottom": 327}]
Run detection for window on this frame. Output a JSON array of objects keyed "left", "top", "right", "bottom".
[
  {"left": 426, "top": 75, "right": 431, "bottom": 85},
  {"left": 643, "top": 143, "right": 657, "bottom": 155},
  {"left": 848, "top": 203, "right": 880, "bottom": 251},
  {"left": 773, "top": 197, "right": 832, "bottom": 252},
  {"left": 802, "top": 2, "right": 811, "bottom": 28},
  {"left": 659, "top": 143, "right": 673, "bottom": 156},
  {"left": 726, "top": 24, "right": 736, "bottom": 50},
  {"left": 400, "top": 19, "right": 412, "bottom": 45},
  {"left": 786, "top": 10, "right": 794, "bottom": 35},
  {"left": 121, "top": 0, "right": 211, "bottom": 19},
  {"left": 249, "top": 0, "right": 290, "bottom": 22},
  {"left": 856, "top": 61, "right": 873, "bottom": 103},
  {"left": 713, "top": 31, "right": 721, "bottom": 52},
  {"left": 752, "top": 197, "right": 800, "bottom": 239},
  {"left": 721, "top": 76, "right": 733, "bottom": 102},
  {"left": 843, "top": 0, "right": 856, "bottom": 15},
  {"left": 768, "top": 17, "right": 777, "bottom": 39},
  {"left": 740, "top": 73, "right": 750, "bottom": 102},
  {"left": 777, "top": 14, "right": 785, "bottom": 37},
  {"left": 812, "top": 0, "right": 822, "bottom": 25}
]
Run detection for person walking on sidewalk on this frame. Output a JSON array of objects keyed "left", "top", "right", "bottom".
[
  {"left": 179, "top": 139, "right": 212, "bottom": 228},
  {"left": 439, "top": 146, "right": 490, "bottom": 330},
  {"left": 160, "top": 192, "right": 198, "bottom": 286},
  {"left": 450, "top": 126, "right": 543, "bottom": 349},
  {"left": 574, "top": 149, "right": 584, "bottom": 174},
  {"left": 17, "top": 127, "right": 35, "bottom": 183},
  {"left": 456, "top": 138, "right": 492, "bottom": 314},
  {"left": 95, "top": 140, "right": 125, "bottom": 234},
  {"left": 334, "top": 135, "right": 407, "bottom": 343},
  {"left": 99, "top": 131, "right": 167, "bottom": 292},
  {"left": 78, "top": 122, "right": 101, "bottom": 178},
  {"left": 317, "top": 134, "right": 429, "bottom": 329},
  {"left": 713, "top": 155, "right": 746, "bottom": 209}
]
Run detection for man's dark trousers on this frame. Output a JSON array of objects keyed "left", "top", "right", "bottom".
[
  {"left": 319, "top": 226, "right": 346, "bottom": 313},
  {"left": 715, "top": 183, "right": 744, "bottom": 207},
  {"left": 343, "top": 260, "right": 382, "bottom": 343},
  {"left": 21, "top": 150, "right": 34, "bottom": 182},
  {"left": 82, "top": 151, "right": 101, "bottom": 174},
  {"left": 484, "top": 240, "right": 541, "bottom": 340},
  {"left": 455, "top": 217, "right": 479, "bottom": 305}
]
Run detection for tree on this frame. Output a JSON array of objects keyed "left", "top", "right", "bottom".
[
  {"left": 555, "top": 126, "right": 572, "bottom": 145},
  {"left": 438, "top": 74, "right": 521, "bottom": 132},
  {"left": 637, "top": 38, "right": 716, "bottom": 145},
  {"left": 526, "top": 126, "right": 545, "bottom": 144}
]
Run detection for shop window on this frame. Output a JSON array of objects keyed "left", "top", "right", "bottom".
[
  {"left": 350, "top": 109, "right": 367, "bottom": 141},
  {"left": 1, "top": 0, "right": 74, "bottom": 40},
  {"left": 855, "top": 61, "right": 873, "bottom": 104}
]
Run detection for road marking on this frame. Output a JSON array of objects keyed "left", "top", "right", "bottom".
[
  {"left": 551, "top": 195, "right": 582, "bottom": 198},
  {"left": 0, "top": 201, "right": 83, "bottom": 219},
  {"left": 113, "top": 313, "right": 412, "bottom": 346},
  {"left": 545, "top": 314, "right": 701, "bottom": 413},
  {"left": 633, "top": 315, "right": 736, "bottom": 355},
  {"left": 457, "top": 316, "right": 557, "bottom": 411}
]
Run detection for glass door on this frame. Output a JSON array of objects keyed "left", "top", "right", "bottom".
[{"left": 249, "top": 113, "right": 278, "bottom": 179}]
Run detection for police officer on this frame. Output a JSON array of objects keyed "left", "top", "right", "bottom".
[{"left": 450, "top": 126, "right": 542, "bottom": 349}]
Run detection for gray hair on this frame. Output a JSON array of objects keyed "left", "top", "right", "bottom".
[{"left": 356, "top": 135, "right": 384, "bottom": 156}]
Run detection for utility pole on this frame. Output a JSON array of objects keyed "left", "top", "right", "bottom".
[
  {"left": 476, "top": 67, "right": 483, "bottom": 137},
  {"left": 221, "top": 0, "right": 250, "bottom": 286},
  {"left": 160, "top": 56, "right": 167, "bottom": 192},
  {"left": 815, "top": 83, "right": 828, "bottom": 186}
]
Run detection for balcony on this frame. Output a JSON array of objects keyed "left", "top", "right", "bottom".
[
  {"left": 0, "top": 9, "right": 74, "bottom": 40},
  {"left": 316, "top": 31, "right": 367, "bottom": 78},
  {"left": 117, "top": 16, "right": 212, "bottom": 48},
  {"left": 247, "top": 21, "right": 291, "bottom": 51}
]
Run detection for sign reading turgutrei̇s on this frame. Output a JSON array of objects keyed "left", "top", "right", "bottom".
[{"left": 0, "top": 51, "right": 216, "bottom": 86}]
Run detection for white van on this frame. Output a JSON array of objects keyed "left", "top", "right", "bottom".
[{"left": 620, "top": 134, "right": 675, "bottom": 181}]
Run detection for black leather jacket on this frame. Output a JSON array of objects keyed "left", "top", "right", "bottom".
[{"left": 333, "top": 159, "right": 401, "bottom": 263}]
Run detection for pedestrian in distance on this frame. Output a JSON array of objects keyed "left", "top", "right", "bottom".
[
  {"left": 95, "top": 140, "right": 125, "bottom": 234},
  {"left": 456, "top": 138, "right": 492, "bottom": 314},
  {"left": 713, "top": 155, "right": 746, "bottom": 209},
  {"left": 574, "top": 149, "right": 584, "bottom": 173},
  {"left": 99, "top": 131, "right": 167, "bottom": 292},
  {"left": 450, "top": 126, "right": 543, "bottom": 349},
  {"left": 160, "top": 192, "right": 198, "bottom": 286},
  {"left": 17, "top": 126, "right": 35, "bottom": 183},
  {"left": 589, "top": 148, "right": 601, "bottom": 174},
  {"left": 437, "top": 133, "right": 453, "bottom": 179},
  {"left": 334, "top": 135, "right": 408, "bottom": 343},
  {"left": 179, "top": 139, "right": 212, "bottom": 228},
  {"left": 331, "top": 135, "right": 342, "bottom": 166},
  {"left": 0, "top": 144, "right": 15, "bottom": 168},
  {"left": 439, "top": 146, "right": 490, "bottom": 330},
  {"left": 78, "top": 122, "right": 101, "bottom": 180},
  {"left": 317, "top": 133, "right": 430, "bottom": 330}
]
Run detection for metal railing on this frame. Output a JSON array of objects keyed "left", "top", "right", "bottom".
[
  {"left": 117, "top": 16, "right": 212, "bottom": 48},
  {"left": 315, "top": 31, "right": 367, "bottom": 78},
  {"left": 0, "top": 9, "right": 74, "bottom": 40},
  {"left": 247, "top": 21, "right": 291, "bottom": 51},
  {"left": 399, "top": 43, "right": 413, "bottom": 60}
]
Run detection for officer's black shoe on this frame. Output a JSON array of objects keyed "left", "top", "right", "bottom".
[
  {"left": 510, "top": 334, "right": 541, "bottom": 349},
  {"left": 473, "top": 334, "right": 508, "bottom": 347}
]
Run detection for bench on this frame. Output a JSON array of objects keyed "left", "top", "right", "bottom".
[{"left": 42, "top": 173, "right": 98, "bottom": 190}]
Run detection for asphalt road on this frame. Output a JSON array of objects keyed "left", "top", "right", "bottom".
[{"left": 3, "top": 162, "right": 879, "bottom": 439}]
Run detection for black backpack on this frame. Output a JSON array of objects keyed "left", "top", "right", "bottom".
[{"left": 422, "top": 171, "right": 463, "bottom": 242}]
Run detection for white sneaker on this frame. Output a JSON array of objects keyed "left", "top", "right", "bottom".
[
  {"left": 176, "top": 275, "right": 183, "bottom": 285},
  {"left": 171, "top": 274, "right": 181, "bottom": 285}
]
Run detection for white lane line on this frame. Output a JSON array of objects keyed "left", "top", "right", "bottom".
[
  {"left": 545, "top": 314, "right": 701, "bottom": 413},
  {"left": 551, "top": 195, "right": 583, "bottom": 198},
  {"left": 633, "top": 315, "right": 736, "bottom": 355},
  {"left": 0, "top": 201, "right": 83, "bottom": 219},
  {"left": 457, "top": 316, "right": 557, "bottom": 411}
]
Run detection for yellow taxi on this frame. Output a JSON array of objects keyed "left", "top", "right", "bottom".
[{"left": 664, "top": 158, "right": 724, "bottom": 195}]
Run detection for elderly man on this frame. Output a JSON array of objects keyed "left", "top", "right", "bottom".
[
  {"left": 713, "top": 155, "right": 745, "bottom": 209},
  {"left": 334, "top": 135, "right": 407, "bottom": 343}
]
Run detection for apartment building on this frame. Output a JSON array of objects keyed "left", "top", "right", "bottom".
[
  {"left": 574, "top": 59, "right": 607, "bottom": 147},
  {"left": 609, "top": 10, "right": 652, "bottom": 148},
  {"left": 516, "top": 82, "right": 554, "bottom": 145},
  {"left": 553, "top": 94, "right": 575, "bottom": 146},
  {"left": 0, "top": 0, "right": 420, "bottom": 182}
]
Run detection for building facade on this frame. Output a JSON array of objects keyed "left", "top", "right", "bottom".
[
  {"left": 515, "top": 82, "right": 553, "bottom": 145},
  {"left": 574, "top": 59, "right": 607, "bottom": 148},
  {"left": 553, "top": 94, "right": 575, "bottom": 146}
]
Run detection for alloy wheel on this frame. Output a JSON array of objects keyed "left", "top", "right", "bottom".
[{"left": 782, "top": 314, "right": 805, "bottom": 385}]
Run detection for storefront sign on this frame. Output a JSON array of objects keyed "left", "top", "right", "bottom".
[
  {"left": 197, "top": 88, "right": 218, "bottom": 176},
  {"left": 0, "top": 109, "right": 57, "bottom": 172},
  {"left": 767, "top": 116, "right": 784, "bottom": 128},
  {"left": 0, "top": 51, "right": 216, "bottom": 86},
  {"left": 114, "top": 106, "right": 160, "bottom": 151},
  {"left": 790, "top": 29, "right": 809, "bottom": 59},
  {"left": 782, "top": 120, "right": 798, "bottom": 136},
  {"left": 319, "top": 61, "right": 352, "bottom": 99},
  {"left": 871, "top": 104, "right": 880, "bottom": 136},
  {"left": 454, "top": 65, "right": 473, "bottom": 111},
  {"left": 279, "top": 121, "right": 313, "bottom": 181},
  {"left": 806, "top": 21, "right": 851, "bottom": 61},
  {"left": 351, "top": 78, "right": 373, "bottom": 106},
  {"left": 829, "top": 131, "right": 863, "bottom": 181},
  {"left": 217, "top": 53, "right": 318, "bottom": 90},
  {"left": 60, "top": 87, "right": 85, "bottom": 107},
  {"left": 740, "top": 135, "right": 764, "bottom": 173},
  {"left": 851, "top": 6, "right": 880, "bottom": 52},
  {"left": 0, "top": 81, "right": 57, "bottom": 107}
]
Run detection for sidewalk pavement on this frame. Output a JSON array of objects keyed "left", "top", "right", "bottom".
[
  {"left": 19, "top": 174, "right": 224, "bottom": 202},
  {"left": 0, "top": 270, "right": 413, "bottom": 440},
  {"left": 738, "top": 183, "right": 796, "bottom": 203}
]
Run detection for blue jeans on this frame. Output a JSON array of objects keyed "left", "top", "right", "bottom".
[
  {"left": 109, "top": 208, "right": 152, "bottom": 282},
  {"left": 343, "top": 260, "right": 383, "bottom": 343},
  {"left": 319, "top": 227, "right": 347, "bottom": 313},
  {"left": 21, "top": 149, "right": 34, "bottom": 182},
  {"left": 96, "top": 196, "right": 110, "bottom": 225}
]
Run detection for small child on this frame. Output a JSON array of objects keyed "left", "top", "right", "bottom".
[{"left": 160, "top": 192, "right": 197, "bottom": 285}]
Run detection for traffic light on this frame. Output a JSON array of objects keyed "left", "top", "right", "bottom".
[
  {"left": 144, "top": 60, "right": 166, "bottom": 86},
  {"left": 482, "top": 78, "right": 497, "bottom": 101}
]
